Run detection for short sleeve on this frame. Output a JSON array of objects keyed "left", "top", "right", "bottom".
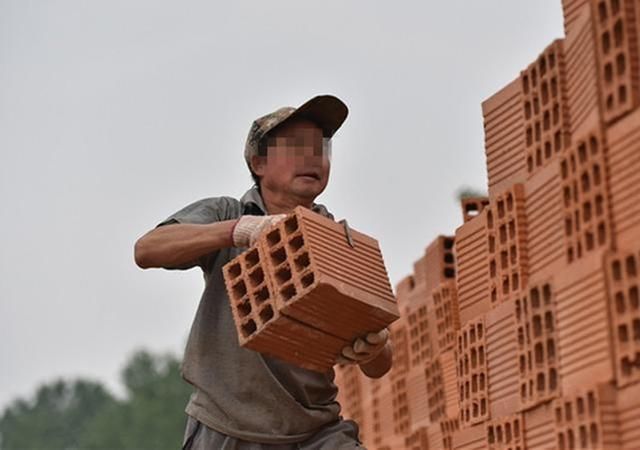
[{"left": 155, "top": 196, "right": 241, "bottom": 271}]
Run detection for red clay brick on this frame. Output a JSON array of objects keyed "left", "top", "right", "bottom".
[
  {"left": 457, "top": 317, "right": 490, "bottom": 427},
  {"left": 485, "top": 299, "right": 520, "bottom": 418},
  {"left": 405, "top": 365, "right": 430, "bottom": 429},
  {"left": 605, "top": 248, "right": 640, "bottom": 387},
  {"left": 559, "top": 124, "right": 614, "bottom": 263},
  {"left": 555, "top": 252, "right": 616, "bottom": 393},
  {"left": 514, "top": 281, "right": 561, "bottom": 411},
  {"left": 592, "top": 0, "right": 640, "bottom": 124},
  {"left": 552, "top": 383, "right": 620, "bottom": 449},
  {"left": 405, "top": 286, "right": 436, "bottom": 369},
  {"left": 523, "top": 402, "right": 556, "bottom": 449},
  {"left": 485, "top": 413, "right": 525, "bottom": 450},
  {"left": 617, "top": 381, "right": 640, "bottom": 448},
  {"left": 461, "top": 197, "right": 490, "bottom": 224},
  {"left": 426, "top": 349, "right": 459, "bottom": 423},
  {"left": 482, "top": 77, "right": 527, "bottom": 197},
  {"left": 433, "top": 280, "right": 461, "bottom": 354},
  {"left": 451, "top": 423, "right": 486, "bottom": 450},
  {"left": 405, "top": 426, "right": 429, "bottom": 450},
  {"left": 455, "top": 210, "right": 490, "bottom": 326},
  {"left": 414, "top": 235, "right": 457, "bottom": 293},
  {"left": 259, "top": 207, "right": 400, "bottom": 341},
  {"left": 565, "top": 2, "right": 602, "bottom": 137},
  {"left": 521, "top": 39, "right": 572, "bottom": 176},
  {"left": 562, "top": 0, "right": 591, "bottom": 34},
  {"left": 606, "top": 106, "right": 640, "bottom": 248},
  {"left": 486, "top": 184, "right": 529, "bottom": 305},
  {"left": 523, "top": 159, "right": 565, "bottom": 282}
]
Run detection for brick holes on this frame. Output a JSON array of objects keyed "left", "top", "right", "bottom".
[
  {"left": 522, "top": 40, "right": 570, "bottom": 174},
  {"left": 592, "top": 0, "right": 639, "bottom": 123},
  {"left": 487, "top": 185, "right": 528, "bottom": 304},
  {"left": 457, "top": 318, "right": 490, "bottom": 426},
  {"left": 606, "top": 250, "right": 640, "bottom": 386},
  {"left": 515, "top": 282, "right": 559, "bottom": 409},
  {"left": 560, "top": 130, "right": 612, "bottom": 263}
]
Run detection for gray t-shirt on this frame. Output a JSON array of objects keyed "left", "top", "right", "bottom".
[{"left": 156, "top": 187, "right": 340, "bottom": 444}]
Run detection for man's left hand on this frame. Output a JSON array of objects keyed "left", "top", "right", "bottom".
[{"left": 336, "top": 329, "right": 390, "bottom": 366}]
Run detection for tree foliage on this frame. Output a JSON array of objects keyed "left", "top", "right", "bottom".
[{"left": 0, "top": 350, "right": 192, "bottom": 450}]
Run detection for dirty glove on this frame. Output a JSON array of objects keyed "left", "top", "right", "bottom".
[
  {"left": 336, "top": 329, "right": 390, "bottom": 366},
  {"left": 231, "top": 214, "right": 286, "bottom": 248}
]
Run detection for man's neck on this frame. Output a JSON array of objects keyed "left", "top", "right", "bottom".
[{"left": 259, "top": 186, "right": 314, "bottom": 214}]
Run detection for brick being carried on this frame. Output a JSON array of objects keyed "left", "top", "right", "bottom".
[
  {"left": 486, "top": 184, "right": 529, "bottom": 306},
  {"left": 606, "top": 107, "right": 640, "bottom": 248},
  {"left": 457, "top": 317, "right": 490, "bottom": 427},
  {"left": 523, "top": 401, "right": 556, "bottom": 449},
  {"left": 455, "top": 210, "right": 491, "bottom": 326},
  {"left": 413, "top": 235, "right": 456, "bottom": 293},
  {"left": 555, "top": 252, "right": 616, "bottom": 393},
  {"left": 562, "top": 0, "right": 590, "bottom": 34},
  {"left": 461, "top": 196, "right": 490, "bottom": 224},
  {"left": 592, "top": 0, "right": 640, "bottom": 125},
  {"left": 552, "top": 383, "right": 621, "bottom": 449},
  {"left": 485, "top": 298, "right": 520, "bottom": 418},
  {"left": 565, "top": 2, "right": 602, "bottom": 137},
  {"left": 514, "top": 281, "right": 561, "bottom": 411},
  {"left": 524, "top": 159, "right": 565, "bottom": 282},
  {"left": 258, "top": 207, "right": 400, "bottom": 341},
  {"left": 485, "top": 413, "right": 525, "bottom": 450},
  {"left": 222, "top": 245, "right": 347, "bottom": 372},
  {"left": 604, "top": 247, "right": 640, "bottom": 387},
  {"left": 521, "top": 39, "right": 572, "bottom": 177},
  {"left": 482, "top": 77, "right": 527, "bottom": 197}
]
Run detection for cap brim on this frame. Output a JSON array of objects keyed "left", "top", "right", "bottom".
[{"left": 287, "top": 95, "right": 349, "bottom": 138}]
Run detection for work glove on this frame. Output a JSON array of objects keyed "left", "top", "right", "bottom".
[
  {"left": 336, "top": 329, "right": 390, "bottom": 366},
  {"left": 231, "top": 214, "right": 286, "bottom": 248}
]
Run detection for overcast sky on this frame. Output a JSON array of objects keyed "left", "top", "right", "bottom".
[{"left": 0, "top": 1, "right": 564, "bottom": 410}]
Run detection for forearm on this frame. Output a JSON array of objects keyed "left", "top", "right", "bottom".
[
  {"left": 134, "top": 220, "right": 237, "bottom": 269},
  {"left": 359, "top": 341, "right": 393, "bottom": 378}
]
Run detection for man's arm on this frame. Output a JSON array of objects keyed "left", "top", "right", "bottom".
[{"left": 134, "top": 220, "right": 237, "bottom": 269}]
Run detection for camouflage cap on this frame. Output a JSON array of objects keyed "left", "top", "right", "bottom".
[{"left": 244, "top": 94, "right": 348, "bottom": 169}]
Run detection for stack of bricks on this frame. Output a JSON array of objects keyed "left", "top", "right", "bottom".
[
  {"left": 334, "top": 0, "right": 640, "bottom": 448},
  {"left": 222, "top": 206, "right": 400, "bottom": 372}
]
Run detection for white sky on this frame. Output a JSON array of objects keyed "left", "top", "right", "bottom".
[{"left": 0, "top": 0, "right": 564, "bottom": 410}]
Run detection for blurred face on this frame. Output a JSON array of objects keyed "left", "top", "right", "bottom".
[{"left": 252, "top": 118, "right": 331, "bottom": 200}]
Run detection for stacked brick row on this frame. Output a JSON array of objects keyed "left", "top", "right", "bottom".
[
  {"left": 334, "top": 0, "right": 640, "bottom": 448},
  {"left": 223, "top": 206, "right": 400, "bottom": 372}
]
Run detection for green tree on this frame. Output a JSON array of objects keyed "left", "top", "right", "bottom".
[
  {"left": 0, "top": 350, "right": 193, "bottom": 450},
  {"left": 0, "top": 379, "right": 115, "bottom": 450}
]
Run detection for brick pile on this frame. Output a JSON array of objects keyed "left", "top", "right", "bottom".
[{"left": 335, "top": 0, "right": 640, "bottom": 448}]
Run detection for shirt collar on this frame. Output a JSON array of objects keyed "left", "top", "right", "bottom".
[{"left": 239, "top": 185, "right": 333, "bottom": 219}]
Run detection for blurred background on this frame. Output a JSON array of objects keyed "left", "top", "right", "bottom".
[{"left": 0, "top": 0, "right": 563, "bottom": 447}]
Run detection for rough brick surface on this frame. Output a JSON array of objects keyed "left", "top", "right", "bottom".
[
  {"left": 461, "top": 197, "right": 490, "bottom": 224},
  {"left": 515, "top": 282, "right": 561, "bottom": 411},
  {"left": 552, "top": 383, "right": 620, "bottom": 449},
  {"left": 592, "top": 0, "right": 640, "bottom": 124},
  {"left": 605, "top": 248, "right": 640, "bottom": 387},
  {"left": 486, "top": 413, "right": 525, "bottom": 450},
  {"left": 521, "top": 39, "right": 572, "bottom": 176},
  {"left": 486, "top": 184, "right": 528, "bottom": 305},
  {"left": 456, "top": 318, "right": 490, "bottom": 427}
]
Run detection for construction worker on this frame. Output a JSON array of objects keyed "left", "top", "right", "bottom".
[{"left": 134, "top": 94, "right": 392, "bottom": 449}]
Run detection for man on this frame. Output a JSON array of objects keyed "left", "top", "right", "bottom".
[{"left": 134, "top": 94, "right": 392, "bottom": 449}]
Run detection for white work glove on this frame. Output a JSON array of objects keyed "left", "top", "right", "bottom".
[
  {"left": 231, "top": 214, "right": 286, "bottom": 247},
  {"left": 336, "top": 329, "right": 390, "bottom": 366}
]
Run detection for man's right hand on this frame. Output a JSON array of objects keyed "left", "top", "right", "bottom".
[{"left": 231, "top": 214, "right": 286, "bottom": 248}]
